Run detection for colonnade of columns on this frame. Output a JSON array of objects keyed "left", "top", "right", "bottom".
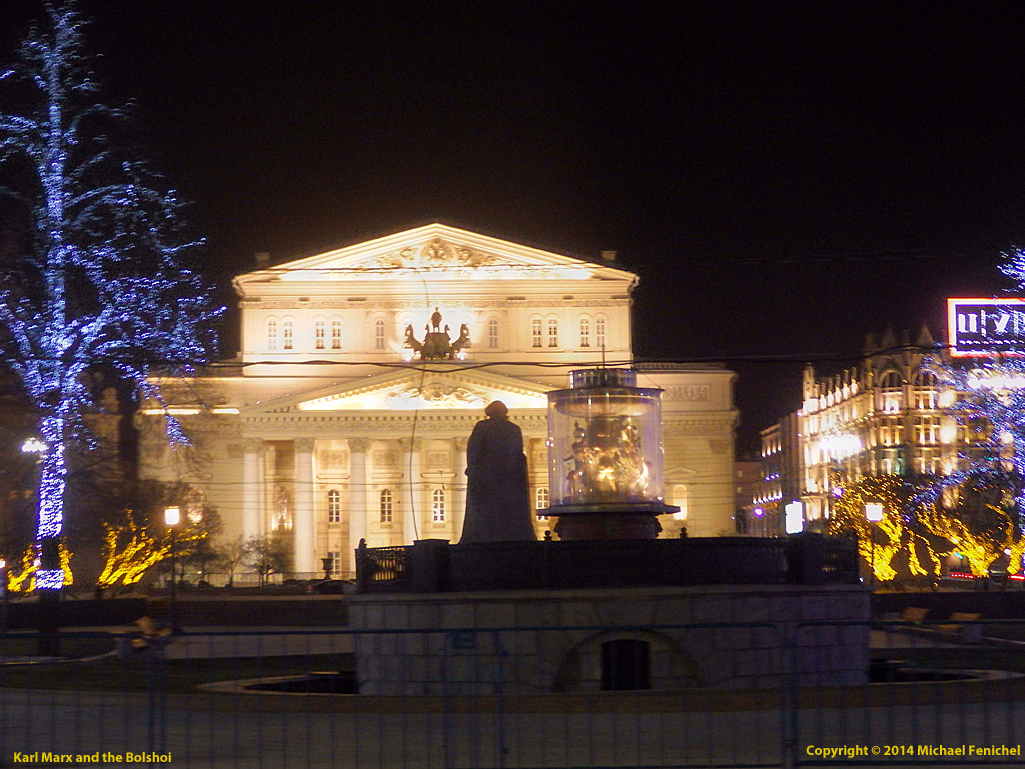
[{"left": 240, "top": 435, "right": 471, "bottom": 576}]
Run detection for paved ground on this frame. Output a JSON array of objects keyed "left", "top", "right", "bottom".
[{"left": 4, "top": 683, "right": 1025, "bottom": 769}]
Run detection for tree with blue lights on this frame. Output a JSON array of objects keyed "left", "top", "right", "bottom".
[
  {"left": 929, "top": 248, "right": 1025, "bottom": 538},
  {"left": 0, "top": 2, "right": 220, "bottom": 590}
]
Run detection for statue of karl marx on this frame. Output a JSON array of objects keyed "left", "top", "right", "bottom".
[{"left": 459, "top": 401, "right": 537, "bottom": 543}]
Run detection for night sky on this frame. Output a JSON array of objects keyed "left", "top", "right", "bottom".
[{"left": 3, "top": 2, "right": 1025, "bottom": 452}]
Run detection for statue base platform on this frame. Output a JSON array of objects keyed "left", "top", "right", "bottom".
[{"left": 548, "top": 502, "right": 679, "bottom": 541}]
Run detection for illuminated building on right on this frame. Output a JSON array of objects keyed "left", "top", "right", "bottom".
[
  {"left": 758, "top": 325, "right": 980, "bottom": 535},
  {"left": 797, "top": 326, "right": 962, "bottom": 527}
]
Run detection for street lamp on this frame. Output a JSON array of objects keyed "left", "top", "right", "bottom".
[
  {"left": 865, "top": 502, "right": 884, "bottom": 587},
  {"left": 164, "top": 506, "right": 180, "bottom": 630}
]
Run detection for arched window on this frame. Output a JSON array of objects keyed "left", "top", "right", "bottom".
[
  {"left": 672, "top": 484, "right": 688, "bottom": 521},
  {"left": 266, "top": 317, "right": 278, "bottom": 350},
  {"left": 379, "top": 489, "right": 393, "bottom": 523},
  {"left": 879, "top": 371, "right": 902, "bottom": 388},
  {"left": 579, "top": 317, "right": 591, "bottom": 348},
  {"left": 488, "top": 318, "right": 499, "bottom": 349},
  {"left": 878, "top": 370, "right": 903, "bottom": 412},
  {"left": 531, "top": 318, "right": 543, "bottom": 348},
  {"left": 432, "top": 488, "right": 446, "bottom": 522},
  {"left": 374, "top": 318, "right": 386, "bottom": 350},
  {"left": 535, "top": 486, "right": 549, "bottom": 520},
  {"left": 314, "top": 319, "right": 326, "bottom": 350},
  {"left": 327, "top": 489, "right": 341, "bottom": 523},
  {"left": 547, "top": 317, "right": 558, "bottom": 348},
  {"left": 331, "top": 318, "right": 342, "bottom": 349},
  {"left": 596, "top": 316, "right": 607, "bottom": 349},
  {"left": 282, "top": 318, "right": 294, "bottom": 350}
]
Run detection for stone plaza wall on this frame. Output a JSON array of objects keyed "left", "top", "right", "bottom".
[{"left": 348, "top": 584, "right": 871, "bottom": 695}]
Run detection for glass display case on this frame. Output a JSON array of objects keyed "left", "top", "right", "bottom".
[{"left": 547, "top": 368, "right": 671, "bottom": 514}]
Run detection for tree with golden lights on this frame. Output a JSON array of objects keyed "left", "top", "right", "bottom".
[
  {"left": 829, "top": 476, "right": 943, "bottom": 583},
  {"left": 830, "top": 473, "right": 1024, "bottom": 583}
]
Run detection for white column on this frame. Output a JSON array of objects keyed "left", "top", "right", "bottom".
[
  {"left": 348, "top": 438, "right": 369, "bottom": 575},
  {"left": 399, "top": 438, "right": 422, "bottom": 543},
  {"left": 293, "top": 438, "right": 316, "bottom": 574},
  {"left": 241, "top": 439, "right": 263, "bottom": 540},
  {"left": 453, "top": 437, "right": 468, "bottom": 541}
]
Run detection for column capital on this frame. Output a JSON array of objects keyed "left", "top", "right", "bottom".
[
  {"left": 398, "top": 437, "right": 423, "bottom": 451},
  {"left": 349, "top": 437, "right": 371, "bottom": 453},
  {"left": 454, "top": 437, "right": 469, "bottom": 452},
  {"left": 243, "top": 438, "right": 264, "bottom": 454},
  {"left": 294, "top": 437, "right": 316, "bottom": 454}
]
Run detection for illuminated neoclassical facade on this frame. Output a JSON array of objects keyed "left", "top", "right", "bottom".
[{"left": 138, "top": 224, "right": 738, "bottom": 576}]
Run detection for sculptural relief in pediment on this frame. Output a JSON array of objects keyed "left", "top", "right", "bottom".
[
  {"left": 385, "top": 382, "right": 486, "bottom": 410},
  {"left": 371, "top": 238, "right": 499, "bottom": 270}
]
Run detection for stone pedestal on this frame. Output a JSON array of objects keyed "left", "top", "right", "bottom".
[
  {"left": 551, "top": 502, "right": 677, "bottom": 540},
  {"left": 348, "top": 583, "right": 871, "bottom": 695}
]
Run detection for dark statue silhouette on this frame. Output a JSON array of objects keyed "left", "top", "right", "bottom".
[{"left": 459, "top": 401, "right": 536, "bottom": 543}]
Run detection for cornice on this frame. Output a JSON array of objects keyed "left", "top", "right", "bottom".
[{"left": 241, "top": 298, "right": 630, "bottom": 311}]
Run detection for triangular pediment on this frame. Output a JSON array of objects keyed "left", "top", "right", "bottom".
[
  {"left": 234, "top": 223, "right": 635, "bottom": 287},
  {"left": 245, "top": 368, "right": 552, "bottom": 414}
]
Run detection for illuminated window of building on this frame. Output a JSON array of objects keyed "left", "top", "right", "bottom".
[
  {"left": 327, "top": 489, "right": 341, "bottom": 523},
  {"left": 314, "top": 319, "right": 326, "bottom": 350},
  {"left": 282, "top": 318, "right": 294, "bottom": 350},
  {"left": 915, "top": 416, "right": 939, "bottom": 445},
  {"left": 374, "top": 318, "right": 386, "bottom": 350},
  {"left": 912, "top": 370, "right": 938, "bottom": 409},
  {"left": 579, "top": 317, "right": 591, "bottom": 348},
  {"left": 880, "top": 448, "right": 899, "bottom": 475},
  {"left": 488, "top": 317, "right": 499, "bottom": 349},
  {"left": 266, "top": 317, "right": 278, "bottom": 350},
  {"left": 547, "top": 317, "right": 558, "bottom": 348},
  {"left": 327, "top": 551, "right": 340, "bottom": 575},
  {"left": 535, "top": 486, "right": 549, "bottom": 520},
  {"left": 532, "top": 318, "right": 542, "bottom": 348},
  {"left": 432, "top": 488, "right": 446, "bottom": 522},
  {"left": 596, "top": 316, "right": 607, "bottom": 349},
  {"left": 331, "top": 318, "right": 342, "bottom": 349},
  {"left": 379, "top": 489, "right": 393, "bottom": 523},
  {"left": 914, "top": 448, "right": 941, "bottom": 475},
  {"left": 882, "top": 416, "right": 901, "bottom": 446},
  {"left": 672, "top": 484, "right": 689, "bottom": 520},
  {"left": 878, "top": 370, "right": 902, "bottom": 412}
]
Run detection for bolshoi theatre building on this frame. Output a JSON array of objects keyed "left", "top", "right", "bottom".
[{"left": 137, "top": 224, "right": 738, "bottom": 577}]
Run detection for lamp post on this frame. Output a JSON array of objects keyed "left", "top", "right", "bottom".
[
  {"left": 865, "top": 502, "right": 884, "bottom": 587},
  {"left": 164, "top": 506, "right": 180, "bottom": 630}
]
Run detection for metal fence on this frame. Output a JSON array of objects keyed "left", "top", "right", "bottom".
[{"left": 3, "top": 619, "right": 1025, "bottom": 768}]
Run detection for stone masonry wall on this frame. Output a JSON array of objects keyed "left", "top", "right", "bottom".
[{"left": 348, "top": 584, "right": 871, "bottom": 695}]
